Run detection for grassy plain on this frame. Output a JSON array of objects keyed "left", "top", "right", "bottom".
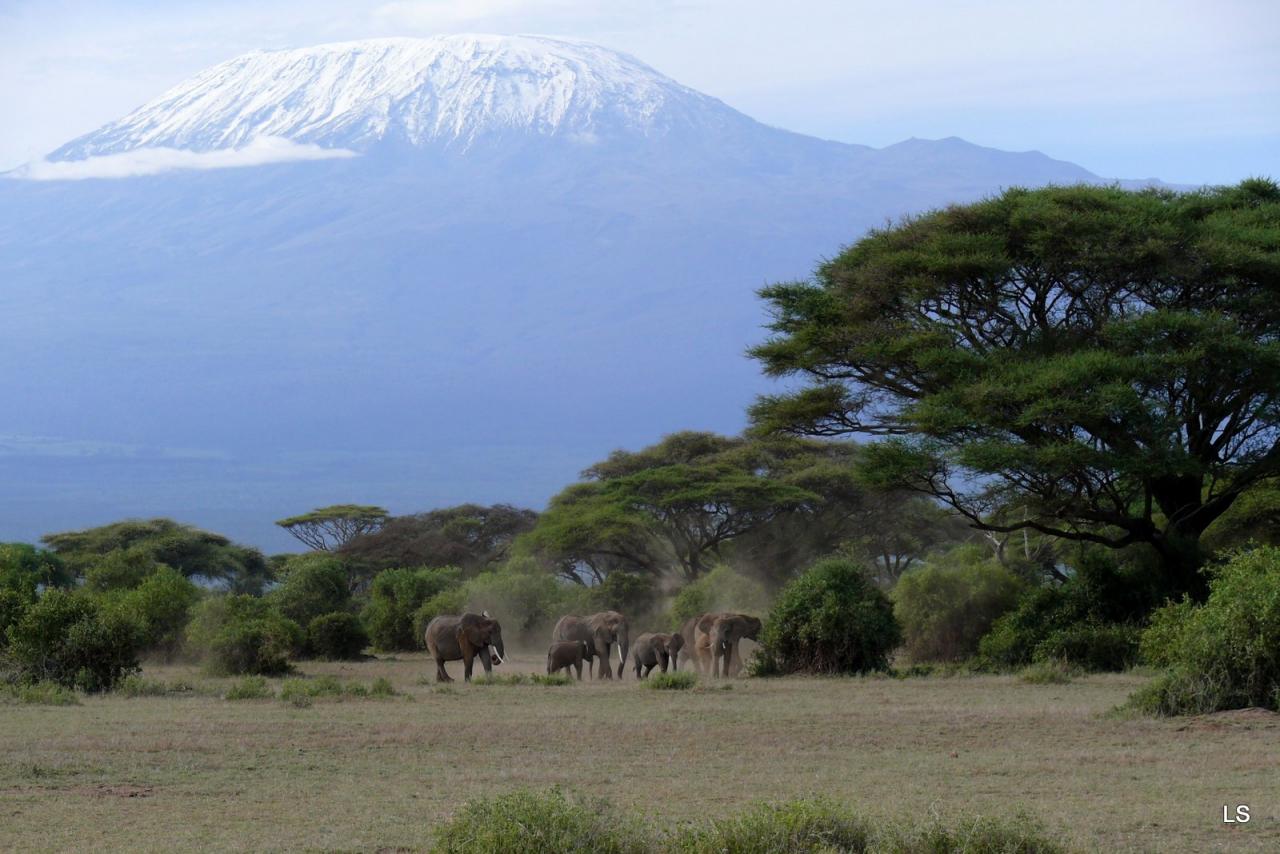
[{"left": 1, "top": 652, "right": 1277, "bottom": 852}]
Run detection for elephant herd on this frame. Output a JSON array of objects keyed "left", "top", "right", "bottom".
[{"left": 424, "top": 609, "right": 762, "bottom": 683}]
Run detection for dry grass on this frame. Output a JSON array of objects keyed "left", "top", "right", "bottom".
[{"left": 1, "top": 652, "right": 1277, "bottom": 852}]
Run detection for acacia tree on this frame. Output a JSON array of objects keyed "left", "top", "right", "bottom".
[
  {"left": 275, "top": 505, "right": 389, "bottom": 552},
  {"left": 339, "top": 504, "right": 538, "bottom": 576},
  {"left": 750, "top": 180, "right": 1280, "bottom": 599}
]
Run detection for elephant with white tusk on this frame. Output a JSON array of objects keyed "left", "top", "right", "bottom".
[
  {"left": 424, "top": 612, "right": 505, "bottom": 683},
  {"left": 552, "top": 611, "right": 630, "bottom": 679},
  {"left": 690, "top": 612, "right": 762, "bottom": 677}
]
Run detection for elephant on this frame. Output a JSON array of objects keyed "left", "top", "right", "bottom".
[
  {"left": 691, "top": 613, "right": 762, "bottom": 677},
  {"left": 552, "top": 611, "right": 630, "bottom": 679},
  {"left": 424, "top": 612, "right": 505, "bottom": 683},
  {"left": 547, "top": 640, "right": 593, "bottom": 680},
  {"left": 678, "top": 615, "right": 703, "bottom": 673},
  {"left": 631, "top": 632, "right": 684, "bottom": 678}
]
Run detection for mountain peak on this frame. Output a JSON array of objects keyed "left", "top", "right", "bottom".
[{"left": 51, "top": 35, "right": 741, "bottom": 160}]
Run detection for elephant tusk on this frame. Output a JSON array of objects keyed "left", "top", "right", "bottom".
[
  {"left": 490, "top": 645, "right": 504, "bottom": 665},
  {"left": 617, "top": 644, "right": 624, "bottom": 664}
]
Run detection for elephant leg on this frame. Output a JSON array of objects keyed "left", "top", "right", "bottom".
[
  {"left": 462, "top": 648, "right": 475, "bottom": 682},
  {"left": 479, "top": 647, "right": 493, "bottom": 678},
  {"left": 659, "top": 651, "right": 670, "bottom": 673},
  {"left": 574, "top": 660, "right": 583, "bottom": 680},
  {"left": 436, "top": 658, "right": 453, "bottom": 683},
  {"left": 597, "top": 642, "right": 612, "bottom": 679}
]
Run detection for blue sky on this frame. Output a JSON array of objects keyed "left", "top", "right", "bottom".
[{"left": 1, "top": 0, "right": 1277, "bottom": 184}]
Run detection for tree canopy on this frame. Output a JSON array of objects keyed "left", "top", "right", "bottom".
[
  {"left": 339, "top": 503, "right": 537, "bottom": 577},
  {"left": 275, "top": 504, "right": 389, "bottom": 552},
  {"left": 750, "top": 180, "right": 1280, "bottom": 598},
  {"left": 41, "top": 518, "right": 270, "bottom": 593}
]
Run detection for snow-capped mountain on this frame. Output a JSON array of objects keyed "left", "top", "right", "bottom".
[
  {"left": 0, "top": 36, "right": 1154, "bottom": 550},
  {"left": 51, "top": 35, "right": 758, "bottom": 159}
]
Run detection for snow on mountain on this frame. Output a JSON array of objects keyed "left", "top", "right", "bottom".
[{"left": 51, "top": 35, "right": 749, "bottom": 160}]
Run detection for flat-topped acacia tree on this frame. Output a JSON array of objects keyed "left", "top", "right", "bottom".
[
  {"left": 750, "top": 180, "right": 1280, "bottom": 600},
  {"left": 276, "top": 504, "right": 389, "bottom": 552}
]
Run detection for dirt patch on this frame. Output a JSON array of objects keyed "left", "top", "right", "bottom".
[{"left": 75, "top": 784, "right": 155, "bottom": 798}]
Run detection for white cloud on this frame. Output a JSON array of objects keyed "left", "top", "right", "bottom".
[
  {"left": 8, "top": 135, "right": 357, "bottom": 181},
  {"left": 373, "top": 0, "right": 584, "bottom": 28}
]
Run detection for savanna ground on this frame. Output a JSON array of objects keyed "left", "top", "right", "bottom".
[{"left": 2, "top": 650, "right": 1277, "bottom": 852}]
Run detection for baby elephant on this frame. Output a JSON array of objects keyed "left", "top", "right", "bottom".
[
  {"left": 631, "top": 632, "right": 685, "bottom": 679},
  {"left": 547, "top": 640, "right": 594, "bottom": 680}
]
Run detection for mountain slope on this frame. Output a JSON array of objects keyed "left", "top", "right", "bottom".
[{"left": 1, "top": 36, "right": 1139, "bottom": 550}]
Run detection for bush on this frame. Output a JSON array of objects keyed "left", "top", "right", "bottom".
[
  {"left": 6, "top": 590, "right": 140, "bottom": 691},
  {"left": 883, "top": 812, "right": 1065, "bottom": 853},
  {"left": 1019, "top": 659, "right": 1079, "bottom": 685},
  {"left": 1127, "top": 547, "right": 1280, "bottom": 716},
  {"left": 1033, "top": 622, "right": 1139, "bottom": 672},
  {"left": 103, "top": 566, "right": 201, "bottom": 657},
  {"left": 187, "top": 595, "right": 302, "bottom": 676},
  {"left": 270, "top": 555, "right": 351, "bottom": 626},
  {"left": 671, "top": 799, "right": 871, "bottom": 854},
  {"left": 223, "top": 675, "right": 273, "bottom": 700},
  {"left": 307, "top": 612, "right": 369, "bottom": 660},
  {"left": 0, "top": 681, "right": 81, "bottom": 706},
  {"left": 529, "top": 673, "right": 574, "bottom": 686},
  {"left": 644, "top": 671, "right": 697, "bottom": 690},
  {"left": 431, "top": 788, "right": 650, "bottom": 854},
  {"left": 116, "top": 675, "right": 196, "bottom": 697},
  {"left": 0, "top": 588, "right": 31, "bottom": 648},
  {"left": 892, "top": 547, "right": 1023, "bottom": 662},
  {"left": 363, "top": 567, "right": 461, "bottom": 651},
  {"left": 0, "top": 542, "right": 72, "bottom": 593},
  {"left": 752, "top": 558, "right": 900, "bottom": 676},
  {"left": 670, "top": 565, "right": 771, "bottom": 629},
  {"left": 83, "top": 547, "right": 162, "bottom": 592}
]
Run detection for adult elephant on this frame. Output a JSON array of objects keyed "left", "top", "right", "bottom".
[
  {"left": 692, "top": 613, "right": 762, "bottom": 677},
  {"left": 552, "top": 611, "right": 630, "bottom": 679},
  {"left": 425, "top": 612, "right": 505, "bottom": 683}
]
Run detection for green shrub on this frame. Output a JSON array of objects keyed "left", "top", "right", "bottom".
[
  {"left": 1019, "top": 659, "right": 1079, "bottom": 685},
  {"left": 670, "top": 565, "right": 771, "bottom": 629},
  {"left": 186, "top": 595, "right": 303, "bottom": 675},
  {"left": 671, "top": 798, "right": 871, "bottom": 853},
  {"left": 0, "top": 588, "right": 31, "bottom": 648},
  {"left": 83, "top": 547, "right": 162, "bottom": 592},
  {"left": 277, "top": 675, "right": 396, "bottom": 702},
  {"left": 1033, "top": 622, "right": 1139, "bottom": 672},
  {"left": 529, "top": 673, "right": 574, "bottom": 686},
  {"left": 0, "top": 681, "right": 81, "bottom": 706},
  {"left": 753, "top": 558, "right": 900, "bottom": 676},
  {"left": 116, "top": 675, "right": 196, "bottom": 697},
  {"left": 644, "top": 671, "right": 697, "bottom": 690},
  {"left": 270, "top": 555, "right": 350, "bottom": 626},
  {"left": 307, "top": 612, "right": 369, "bottom": 660},
  {"left": 882, "top": 812, "right": 1065, "bottom": 853},
  {"left": 6, "top": 590, "right": 140, "bottom": 691},
  {"left": 431, "top": 788, "right": 650, "bottom": 854},
  {"left": 472, "top": 673, "right": 529, "bottom": 686},
  {"left": 1127, "top": 547, "right": 1280, "bottom": 715},
  {"left": 103, "top": 566, "right": 201, "bottom": 657},
  {"left": 370, "top": 676, "right": 395, "bottom": 696},
  {"left": 363, "top": 567, "right": 461, "bottom": 651},
  {"left": 223, "top": 675, "right": 273, "bottom": 700},
  {"left": 0, "top": 543, "right": 72, "bottom": 593},
  {"left": 893, "top": 547, "right": 1023, "bottom": 662}
]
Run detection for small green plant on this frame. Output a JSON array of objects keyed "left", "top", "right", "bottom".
[
  {"left": 644, "top": 671, "right": 697, "bottom": 690},
  {"left": 277, "top": 675, "right": 396, "bottom": 703},
  {"left": 529, "top": 673, "right": 574, "bottom": 686},
  {"left": 115, "top": 675, "right": 197, "bottom": 697},
  {"left": 370, "top": 676, "right": 395, "bottom": 696},
  {"left": 1019, "top": 659, "right": 1079, "bottom": 685},
  {"left": 670, "top": 798, "right": 871, "bottom": 853},
  {"left": 881, "top": 811, "right": 1066, "bottom": 853},
  {"left": 1, "top": 681, "right": 81, "bottom": 706},
  {"left": 223, "top": 675, "right": 273, "bottom": 700},
  {"left": 431, "top": 788, "right": 650, "bottom": 854},
  {"left": 471, "top": 673, "right": 528, "bottom": 686}
]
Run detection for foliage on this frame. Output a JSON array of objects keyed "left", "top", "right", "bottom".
[
  {"left": 42, "top": 518, "right": 271, "bottom": 593},
  {"left": 753, "top": 558, "right": 900, "bottom": 676},
  {"left": 340, "top": 504, "right": 538, "bottom": 578},
  {"left": 306, "top": 612, "right": 369, "bottom": 660},
  {"left": 750, "top": 180, "right": 1280, "bottom": 600},
  {"left": 5, "top": 590, "right": 140, "bottom": 691},
  {"left": 0, "top": 681, "right": 81, "bottom": 706},
  {"left": 585, "top": 571, "right": 657, "bottom": 616},
  {"left": 670, "top": 798, "right": 871, "bottom": 853},
  {"left": 892, "top": 545, "right": 1023, "bottom": 662},
  {"left": 669, "top": 564, "right": 772, "bottom": 629},
  {"left": 115, "top": 675, "right": 197, "bottom": 697},
  {"left": 1019, "top": 660, "right": 1078, "bottom": 685},
  {"left": 882, "top": 812, "right": 1065, "bottom": 853},
  {"left": 977, "top": 549, "right": 1162, "bottom": 670},
  {"left": 223, "top": 675, "right": 273, "bottom": 700},
  {"left": 102, "top": 565, "right": 202, "bottom": 657},
  {"left": 362, "top": 567, "right": 461, "bottom": 651},
  {"left": 430, "top": 788, "right": 650, "bottom": 854},
  {"left": 0, "top": 588, "right": 31, "bottom": 648},
  {"left": 0, "top": 543, "right": 73, "bottom": 593},
  {"left": 278, "top": 675, "right": 396, "bottom": 702},
  {"left": 275, "top": 504, "right": 389, "bottom": 552},
  {"left": 643, "top": 671, "right": 696, "bottom": 690},
  {"left": 460, "top": 564, "right": 587, "bottom": 643},
  {"left": 185, "top": 595, "right": 301, "bottom": 676},
  {"left": 270, "top": 554, "right": 351, "bottom": 626},
  {"left": 529, "top": 673, "right": 574, "bottom": 686},
  {"left": 1128, "top": 546, "right": 1280, "bottom": 715}
]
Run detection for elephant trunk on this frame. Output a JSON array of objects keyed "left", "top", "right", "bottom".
[{"left": 491, "top": 636, "right": 505, "bottom": 666}]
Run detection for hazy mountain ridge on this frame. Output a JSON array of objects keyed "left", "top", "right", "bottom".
[{"left": 0, "top": 36, "right": 1159, "bottom": 549}]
